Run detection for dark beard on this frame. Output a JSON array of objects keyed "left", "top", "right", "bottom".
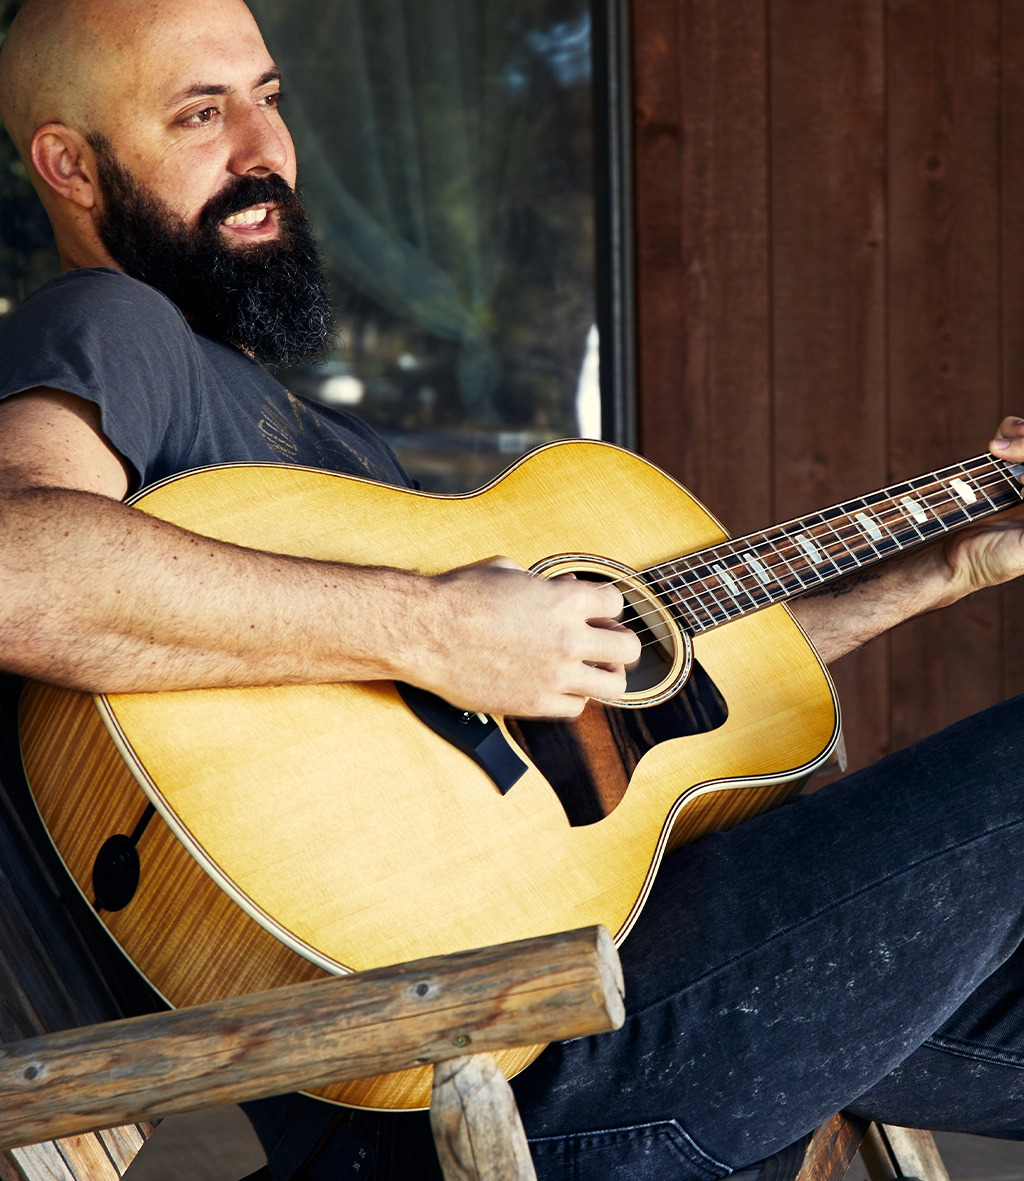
[{"left": 88, "top": 135, "right": 335, "bottom": 367}]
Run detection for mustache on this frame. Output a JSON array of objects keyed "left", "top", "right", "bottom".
[{"left": 198, "top": 174, "right": 299, "bottom": 232}]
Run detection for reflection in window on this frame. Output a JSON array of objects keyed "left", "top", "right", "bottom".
[
  {"left": 255, "top": 0, "right": 608, "bottom": 490},
  {"left": 0, "top": 0, "right": 625, "bottom": 492}
]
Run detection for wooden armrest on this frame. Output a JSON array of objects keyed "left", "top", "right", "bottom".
[{"left": 0, "top": 926, "right": 623, "bottom": 1151}]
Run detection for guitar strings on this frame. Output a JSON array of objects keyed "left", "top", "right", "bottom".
[
  {"left": 661, "top": 466, "right": 1012, "bottom": 621},
  {"left": 618, "top": 458, "right": 1020, "bottom": 647},
  {"left": 634, "top": 460, "right": 1019, "bottom": 636},
  {"left": 590, "top": 457, "right": 1023, "bottom": 658}
]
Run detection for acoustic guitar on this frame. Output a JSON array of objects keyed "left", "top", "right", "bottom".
[{"left": 19, "top": 439, "right": 1024, "bottom": 1110}]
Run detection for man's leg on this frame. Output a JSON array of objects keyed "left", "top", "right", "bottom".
[
  {"left": 508, "top": 693, "right": 1024, "bottom": 1176},
  {"left": 847, "top": 936, "right": 1024, "bottom": 1136},
  {"left": 283, "top": 694, "right": 1024, "bottom": 1180}
]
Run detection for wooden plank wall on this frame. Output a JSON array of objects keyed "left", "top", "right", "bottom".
[{"left": 632, "top": 0, "right": 1024, "bottom": 776}]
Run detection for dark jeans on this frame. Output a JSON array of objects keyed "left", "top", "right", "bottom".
[{"left": 247, "top": 695, "right": 1024, "bottom": 1179}]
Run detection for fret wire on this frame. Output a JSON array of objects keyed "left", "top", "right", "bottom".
[
  {"left": 707, "top": 557, "right": 753, "bottom": 615},
  {"left": 850, "top": 507, "right": 905, "bottom": 554},
  {"left": 721, "top": 546, "right": 778, "bottom": 611},
  {"left": 899, "top": 484, "right": 954, "bottom": 531},
  {"left": 761, "top": 541, "right": 811, "bottom": 602},
  {"left": 689, "top": 583, "right": 731, "bottom": 626},
  {"left": 968, "top": 462, "right": 1002, "bottom": 514},
  {"left": 920, "top": 488, "right": 971, "bottom": 527},
  {"left": 867, "top": 488, "right": 927, "bottom": 543},
  {"left": 775, "top": 533, "right": 830, "bottom": 589},
  {"left": 805, "top": 512, "right": 863, "bottom": 569},
  {"left": 959, "top": 464, "right": 1022, "bottom": 514},
  {"left": 675, "top": 575, "right": 728, "bottom": 629},
  {"left": 710, "top": 546, "right": 770, "bottom": 609},
  {"left": 751, "top": 535, "right": 810, "bottom": 599},
  {"left": 728, "top": 539, "right": 804, "bottom": 608},
  {"left": 713, "top": 537, "right": 772, "bottom": 604},
  {"left": 824, "top": 509, "right": 886, "bottom": 567},
  {"left": 783, "top": 517, "right": 847, "bottom": 580}
]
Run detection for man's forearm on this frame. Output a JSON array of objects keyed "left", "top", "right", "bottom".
[
  {"left": 0, "top": 484, "right": 431, "bottom": 693},
  {"left": 789, "top": 420, "right": 1024, "bottom": 662},
  {"left": 789, "top": 548, "right": 956, "bottom": 664},
  {"left": 0, "top": 485, "right": 640, "bottom": 717}
]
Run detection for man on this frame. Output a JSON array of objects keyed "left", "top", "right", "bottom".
[{"left": 3, "top": 0, "right": 1024, "bottom": 1177}]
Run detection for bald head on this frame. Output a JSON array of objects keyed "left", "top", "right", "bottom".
[{"left": 0, "top": 0, "right": 265, "bottom": 160}]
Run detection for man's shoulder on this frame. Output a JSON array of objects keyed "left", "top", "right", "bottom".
[
  {"left": 0, "top": 267, "right": 205, "bottom": 431},
  {"left": 9, "top": 268, "right": 189, "bottom": 333},
  {"left": 0, "top": 268, "right": 203, "bottom": 388}
]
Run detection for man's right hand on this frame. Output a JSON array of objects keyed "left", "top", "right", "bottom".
[{"left": 407, "top": 559, "right": 642, "bottom": 719}]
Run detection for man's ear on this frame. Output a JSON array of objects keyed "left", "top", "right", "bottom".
[{"left": 29, "top": 123, "right": 98, "bottom": 209}]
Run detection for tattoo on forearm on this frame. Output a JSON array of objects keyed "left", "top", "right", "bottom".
[{"left": 799, "top": 572, "right": 882, "bottom": 600}]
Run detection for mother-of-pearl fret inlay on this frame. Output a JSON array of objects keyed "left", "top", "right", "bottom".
[
  {"left": 712, "top": 562, "right": 740, "bottom": 595},
  {"left": 900, "top": 496, "right": 928, "bottom": 524},
  {"left": 950, "top": 477, "right": 978, "bottom": 504},
  {"left": 742, "top": 552, "right": 771, "bottom": 584},
  {"left": 854, "top": 511, "right": 883, "bottom": 541},
  {"left": 795, "top": 533, "right": 823, "bottom": 563}
]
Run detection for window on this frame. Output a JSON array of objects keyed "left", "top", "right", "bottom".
[{"left": 0, "top": 0, "right": 633, "bottom": 491}]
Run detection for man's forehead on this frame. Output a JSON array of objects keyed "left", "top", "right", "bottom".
[
  {"left": 0, "top": 0, "right": 274, "bottom": 144},
  {"left": 119, "top": 7, "right": 277, "bottom": 108}
]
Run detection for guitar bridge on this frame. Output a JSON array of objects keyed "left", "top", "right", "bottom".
[{"left": 396, "top": 683, "right": 528, "bottom": 794}]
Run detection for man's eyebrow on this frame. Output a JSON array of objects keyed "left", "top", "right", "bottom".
[{"left": 166, "top": 70, "right": 282, "bottom": 107}]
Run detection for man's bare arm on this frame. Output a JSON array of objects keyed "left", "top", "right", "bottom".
[
  {"left": 792, "top": 416, "right": 1024, "bottom": 663},
  {"left": 0, "top": 390, "right": 641, "bottom": 716}
]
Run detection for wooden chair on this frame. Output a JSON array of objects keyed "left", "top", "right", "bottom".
[
  {"left": 0, "top": 925, "right": 625, "bottom": 1181},
  {"left": 0, "top": 676, "right": 951, "bottom": 1181},
  {"left": 792, "top": 1114, "right": 950, "bottom": 1181}
]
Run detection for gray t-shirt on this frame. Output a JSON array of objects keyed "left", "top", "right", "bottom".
[{"left": 0, "top": 267, "right": 409, "bottom": 492}]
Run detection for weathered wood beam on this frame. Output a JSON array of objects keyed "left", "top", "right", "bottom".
[
  {"left": 0, "top": 926, "right": 623, "bottom": 1150},
  {"left": 794, "top": 1111, "right": 869, "bottom": 1181},
  {"left": 431, "top": 1055, "right": 536, "bottom": 1181},
  {"left": 864, "top": 1125, "right": 951, "bottom": 1181}
]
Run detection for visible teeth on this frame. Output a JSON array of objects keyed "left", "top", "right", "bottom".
[{"left": 222, "top": 207, "right": 269, "bottom": 227}]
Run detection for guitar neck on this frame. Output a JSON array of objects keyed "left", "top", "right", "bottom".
[{"left": 647, "top": 454, "right": 1024, "bottom": 634}]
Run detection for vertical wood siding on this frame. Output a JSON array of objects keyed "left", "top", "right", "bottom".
[{"left": 632, "top": 0, "right": 1024, "bottom": 775}]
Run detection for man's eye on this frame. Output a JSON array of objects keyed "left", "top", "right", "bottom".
[
  {"left": 260, "top": 90, "right": 285, "bottom": 109},
  {"left": 184, "top": 107, "right": 219, "bottom": 125}
]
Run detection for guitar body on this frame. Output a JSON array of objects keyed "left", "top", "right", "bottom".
[{"left": 19, "top": 440, "right": 840, "bottom": 1110}]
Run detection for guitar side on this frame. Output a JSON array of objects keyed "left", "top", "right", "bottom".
[{"left": 20, "top": 440, "right": 840, "bottom": 1110}]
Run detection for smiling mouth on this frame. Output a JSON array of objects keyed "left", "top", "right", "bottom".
[{"left": 222, "top": 206, "right": 271, "bottom": 228}]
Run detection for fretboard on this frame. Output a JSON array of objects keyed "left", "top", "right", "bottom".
[{"left": 644, "top": 455, "right": 1024, "bottom": 634}]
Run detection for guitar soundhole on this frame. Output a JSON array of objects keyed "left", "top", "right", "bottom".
[
  {"left": 557, "top": 566, "right": 694, "bottom": 703},
  {"left": 617, "top": 583, "right": 676, "bottom": 695},
  {"left": 506, "top": 659, "right": 729, "bottom": 827}
]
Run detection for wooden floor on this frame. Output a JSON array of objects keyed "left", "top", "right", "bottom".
[
  {"left": 124, "top": 1107, "right": 1024, "bottom": 1180},
  {"left": 846, "top": 1132, "right": 1024, "bottom": 1181},
  {"left": 122, "top": 1108, "right": 265, "bottom": 1180}
]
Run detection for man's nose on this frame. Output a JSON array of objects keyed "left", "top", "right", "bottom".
[{"left": 227, "top": 102, "right": 292, "bottom": 177}]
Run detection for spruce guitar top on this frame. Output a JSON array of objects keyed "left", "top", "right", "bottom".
[{"left": 19, "top": 440, "right": 1024, "bottom": 1109}]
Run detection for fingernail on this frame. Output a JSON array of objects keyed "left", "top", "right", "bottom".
[{"left": 993, "top": 438, "right": 1010, "bottom": 450}]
